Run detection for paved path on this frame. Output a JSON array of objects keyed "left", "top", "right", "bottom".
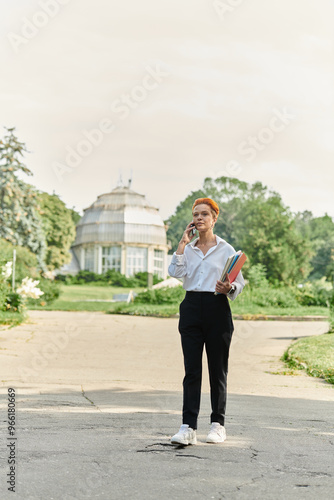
[{"left": 0, "top": 311, "right": 333, "bottom": 499}]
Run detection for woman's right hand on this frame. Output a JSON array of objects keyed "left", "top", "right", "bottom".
[
  {"left": 180, "top": 222, "right": 196, "bottom": 245},
  {"left": 176, "top": 222, "right": 195, "bottom": 254}
]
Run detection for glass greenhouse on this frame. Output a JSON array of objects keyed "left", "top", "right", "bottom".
[{"left": 66, "top": 186, "right": 169, "bottom": 278}]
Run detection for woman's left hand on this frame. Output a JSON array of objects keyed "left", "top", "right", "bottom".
[{"left": 215, "top": 274, "right": 232, "bottom": 295}]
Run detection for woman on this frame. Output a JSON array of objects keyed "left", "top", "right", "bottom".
[{"left": 168, "top": 198, "right": 245, "bottom": 445}]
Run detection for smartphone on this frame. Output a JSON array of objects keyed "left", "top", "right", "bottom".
[{"left": 190, "top": 223, "right": 196, "bottom": 236}]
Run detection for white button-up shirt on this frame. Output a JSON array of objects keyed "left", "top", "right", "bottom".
[{"left": 168, "top": 235, "right": 245, "bottom": 301}]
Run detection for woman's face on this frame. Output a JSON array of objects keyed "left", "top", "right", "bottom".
[{"left": 192, "top": 203, "right": 217, "bottom": 232}]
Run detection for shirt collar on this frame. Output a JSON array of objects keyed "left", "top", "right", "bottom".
[{"left": 189, "top": 235, "right": 226, "bottom": 249}]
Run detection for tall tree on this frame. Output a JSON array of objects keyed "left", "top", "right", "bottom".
[
  {"left": 166, "top": 176, "right": 313, "bottom": 284},
  {"left": 69, "top": 207, "right": 81, "bottom": 226},
  {"left": 0, "top": 127, "right": 46, "bottom": 268},
  {"left": 234, "top": 191, "right": 312, "bottom": 284},
  {"left": 38, "top": 192, "right": 78, "bottom": 270},
  {"left": 295, "top": 212, "right": 334, "bottom": 280}
]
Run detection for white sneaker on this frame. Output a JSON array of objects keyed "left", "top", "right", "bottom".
[
  {"left": 206, "top": 422, "right": 226, "bottom": 443},
  {"left": 171, "top": 424, "right": 197, "bottom": 445}
]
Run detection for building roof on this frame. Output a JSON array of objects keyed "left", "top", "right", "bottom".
[{"left": 72, "top": 186, "right": 167, "bottom": 247}]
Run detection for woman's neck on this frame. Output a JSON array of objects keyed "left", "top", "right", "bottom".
[{"left": 197, "top": 230, "right": 216, "bottom": 245}]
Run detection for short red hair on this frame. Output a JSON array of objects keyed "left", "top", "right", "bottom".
[{"left": 192, "top": 198, "right": 219, "bottom": 217}]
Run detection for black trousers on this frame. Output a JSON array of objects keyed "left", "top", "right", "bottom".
[{"left": 178, "top": 291, "right": 234, "bottom": 430}]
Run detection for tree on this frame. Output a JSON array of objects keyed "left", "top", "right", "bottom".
[
  {"left": 233, "top": 192, "right": 312, "bottom": 284},
  {"left": 0, "top": 127, "right": 46, "bottom": 268},
  {"left": 69, "top": 207, "right": 81, "bottom": 226},
  {"left": 295, "top": 212, "right": 334, "bottom": 280},
  {"left": 38, "top": 192, "right": 78, "bottom": 271},
  {"left": 166, "top": 176, "right": 313, "bottom": 284},
  {"left": 0, "top": 238, "right": 38, "bottom": 283}
]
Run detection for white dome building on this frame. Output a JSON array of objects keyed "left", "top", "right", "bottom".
[{"left": 68, "top": 186, "right": 169, "bottom": 278}]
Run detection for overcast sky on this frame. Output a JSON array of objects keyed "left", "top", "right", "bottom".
[{"left": 1, "top": 0, "right": 333, "bottom": 220}]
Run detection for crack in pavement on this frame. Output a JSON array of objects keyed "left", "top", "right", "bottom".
[
  {"left": 249, "top": 446, "right": 260, "bottom": 461},
  {"left": 81, "top": 385, "right": 102, "bottom": 412},
  {"left": 235, "top": 474, "right": 265, "bottom": 491},
  {"left": 276, "top": 468, "right": 332, "bottom": 478},
  {"left": 137, "top": 442, "right": 207, "bottom": 459},
  {"left": 137, "top": 442, "right": 182, "bottom": 453}
]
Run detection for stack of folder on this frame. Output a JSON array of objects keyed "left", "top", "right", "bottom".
[
  {"left": 214, "top": 251, "right": 247, "bottom": 295},
  {"left": 221, "top": 250, "right": 247, "bottom": 283}
]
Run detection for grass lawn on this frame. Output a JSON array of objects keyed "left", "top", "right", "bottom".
[
  {"left": 27, "top": 285, "right": 179, "bottom": 316},
  {"left": 57, "top": 284, "right": 143, "bottom": 300},
  {"left": 25, "top": 284, "right": 329, "bottom": 318},
  {"left": 107, "top": 303, "right": 179, "bottom": 317},
  {"left": 107, "top": 302, "right": 327, "bottom": 318},
  {"left": 230, "top": 302, "right": 327, "bottom": 317},
  {"left": 0, "top": 310, "right": 26, "bottom": 328},
  {"left": 27, "top": 284, "right": 143, "bottom": 312},
  {"left": 31, "top": 300, "right": 118, "bottom": 312},
  {"left": 282, "top": 333, "right": 334, "bottom": 384}
]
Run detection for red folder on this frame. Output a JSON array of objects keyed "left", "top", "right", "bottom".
[{"left": 228, "top": 253, "right": 247, "bottom": 282}]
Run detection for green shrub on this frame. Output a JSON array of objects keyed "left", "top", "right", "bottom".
[
  {"left": 245, "top": 263, "right": 301, "bottom": 308},
  {"left": 246, "top": 285, "right": 299, "bottom": 308},
  {"left": 5, "top": 292, "right": 24, "bottom": 313},
  {"left": 0, "top": 259, "right": 11, "bottom": 309},
  {"left": 106, "top": 270, "right": 138, "bottom": 287},
  {"left": 243, "top": 271, "right": 333, "bottom": 309},
  {"left": 55, "top": 274, "right": 73, "bottom": 285},
  {"left": 295, "top": 278, "right": 332, "bottom": 307},
  {"left": 0, "top": 239, "right": 38, "bottom": 281},
  {"left": 246, "top": 263, "right": 269, "bottom": 288},
  {"left": 329, "top": 293, "right": 334, "bottom": 332},
  {"left": 134, "top": 286, "right": 185, "bottom": 305},
  {"left": 133, "top": 271, "right": 162, "bottom": 287},
  {"left": 26, "top": 277, "right": 61, "bottom": 305},
  {"left": 0, "top": 277, "right": 9, "bottom": 310},
  {"left": 57, "top": 269, "right": 163, "bottom": 287},
  {"left": 70, "top": 270, "right": 103, "bottom": 284}
]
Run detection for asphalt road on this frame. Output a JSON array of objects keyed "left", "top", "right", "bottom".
[{"left": 0, "top": 311, "right": 333, "bottom": 500}]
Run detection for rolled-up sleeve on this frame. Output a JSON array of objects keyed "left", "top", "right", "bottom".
[
  {"left": 168, "top": 252, "right": 187, "bottom": 278},
  {"left": 227, "top": 270, "right": 245, "bottom": 301}
]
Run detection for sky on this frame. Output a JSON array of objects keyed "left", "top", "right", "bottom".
[{"left": 1, "top": 0, "right": 333, "bottom": 220}]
